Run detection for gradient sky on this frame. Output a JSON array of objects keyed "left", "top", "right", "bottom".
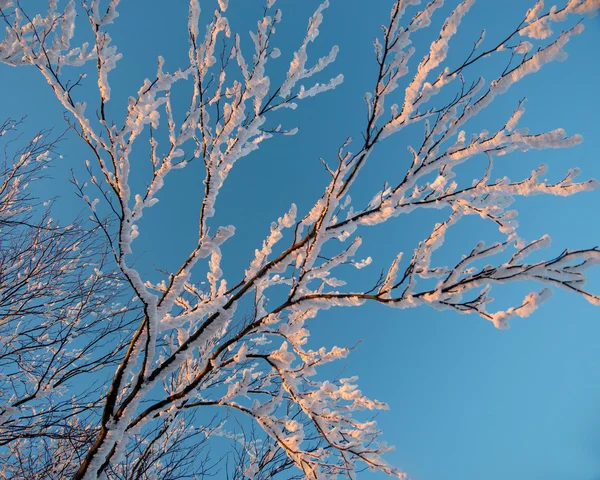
[{"left": 2, "top": 1, "right": 600, "bottom": 479}]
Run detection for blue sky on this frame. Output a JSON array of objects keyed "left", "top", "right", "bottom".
[{"left": 2, "top": 1, "right": 600, "bottom": 479}]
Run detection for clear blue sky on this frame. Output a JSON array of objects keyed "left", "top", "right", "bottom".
[{"left": 2, "top": 1, "right": 600, "bottom": 479}]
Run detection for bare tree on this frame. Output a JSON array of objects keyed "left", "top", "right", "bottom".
[
  {"left": 0, "top": 119, "right": 141, "bottom": 478},
  {"left": 0, "top": 0, "right": 598, "bottom": 478}
]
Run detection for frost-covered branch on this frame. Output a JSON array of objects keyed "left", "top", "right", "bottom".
[{"left": 0, "top": 0, "right": 598, "bottom": 478}]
